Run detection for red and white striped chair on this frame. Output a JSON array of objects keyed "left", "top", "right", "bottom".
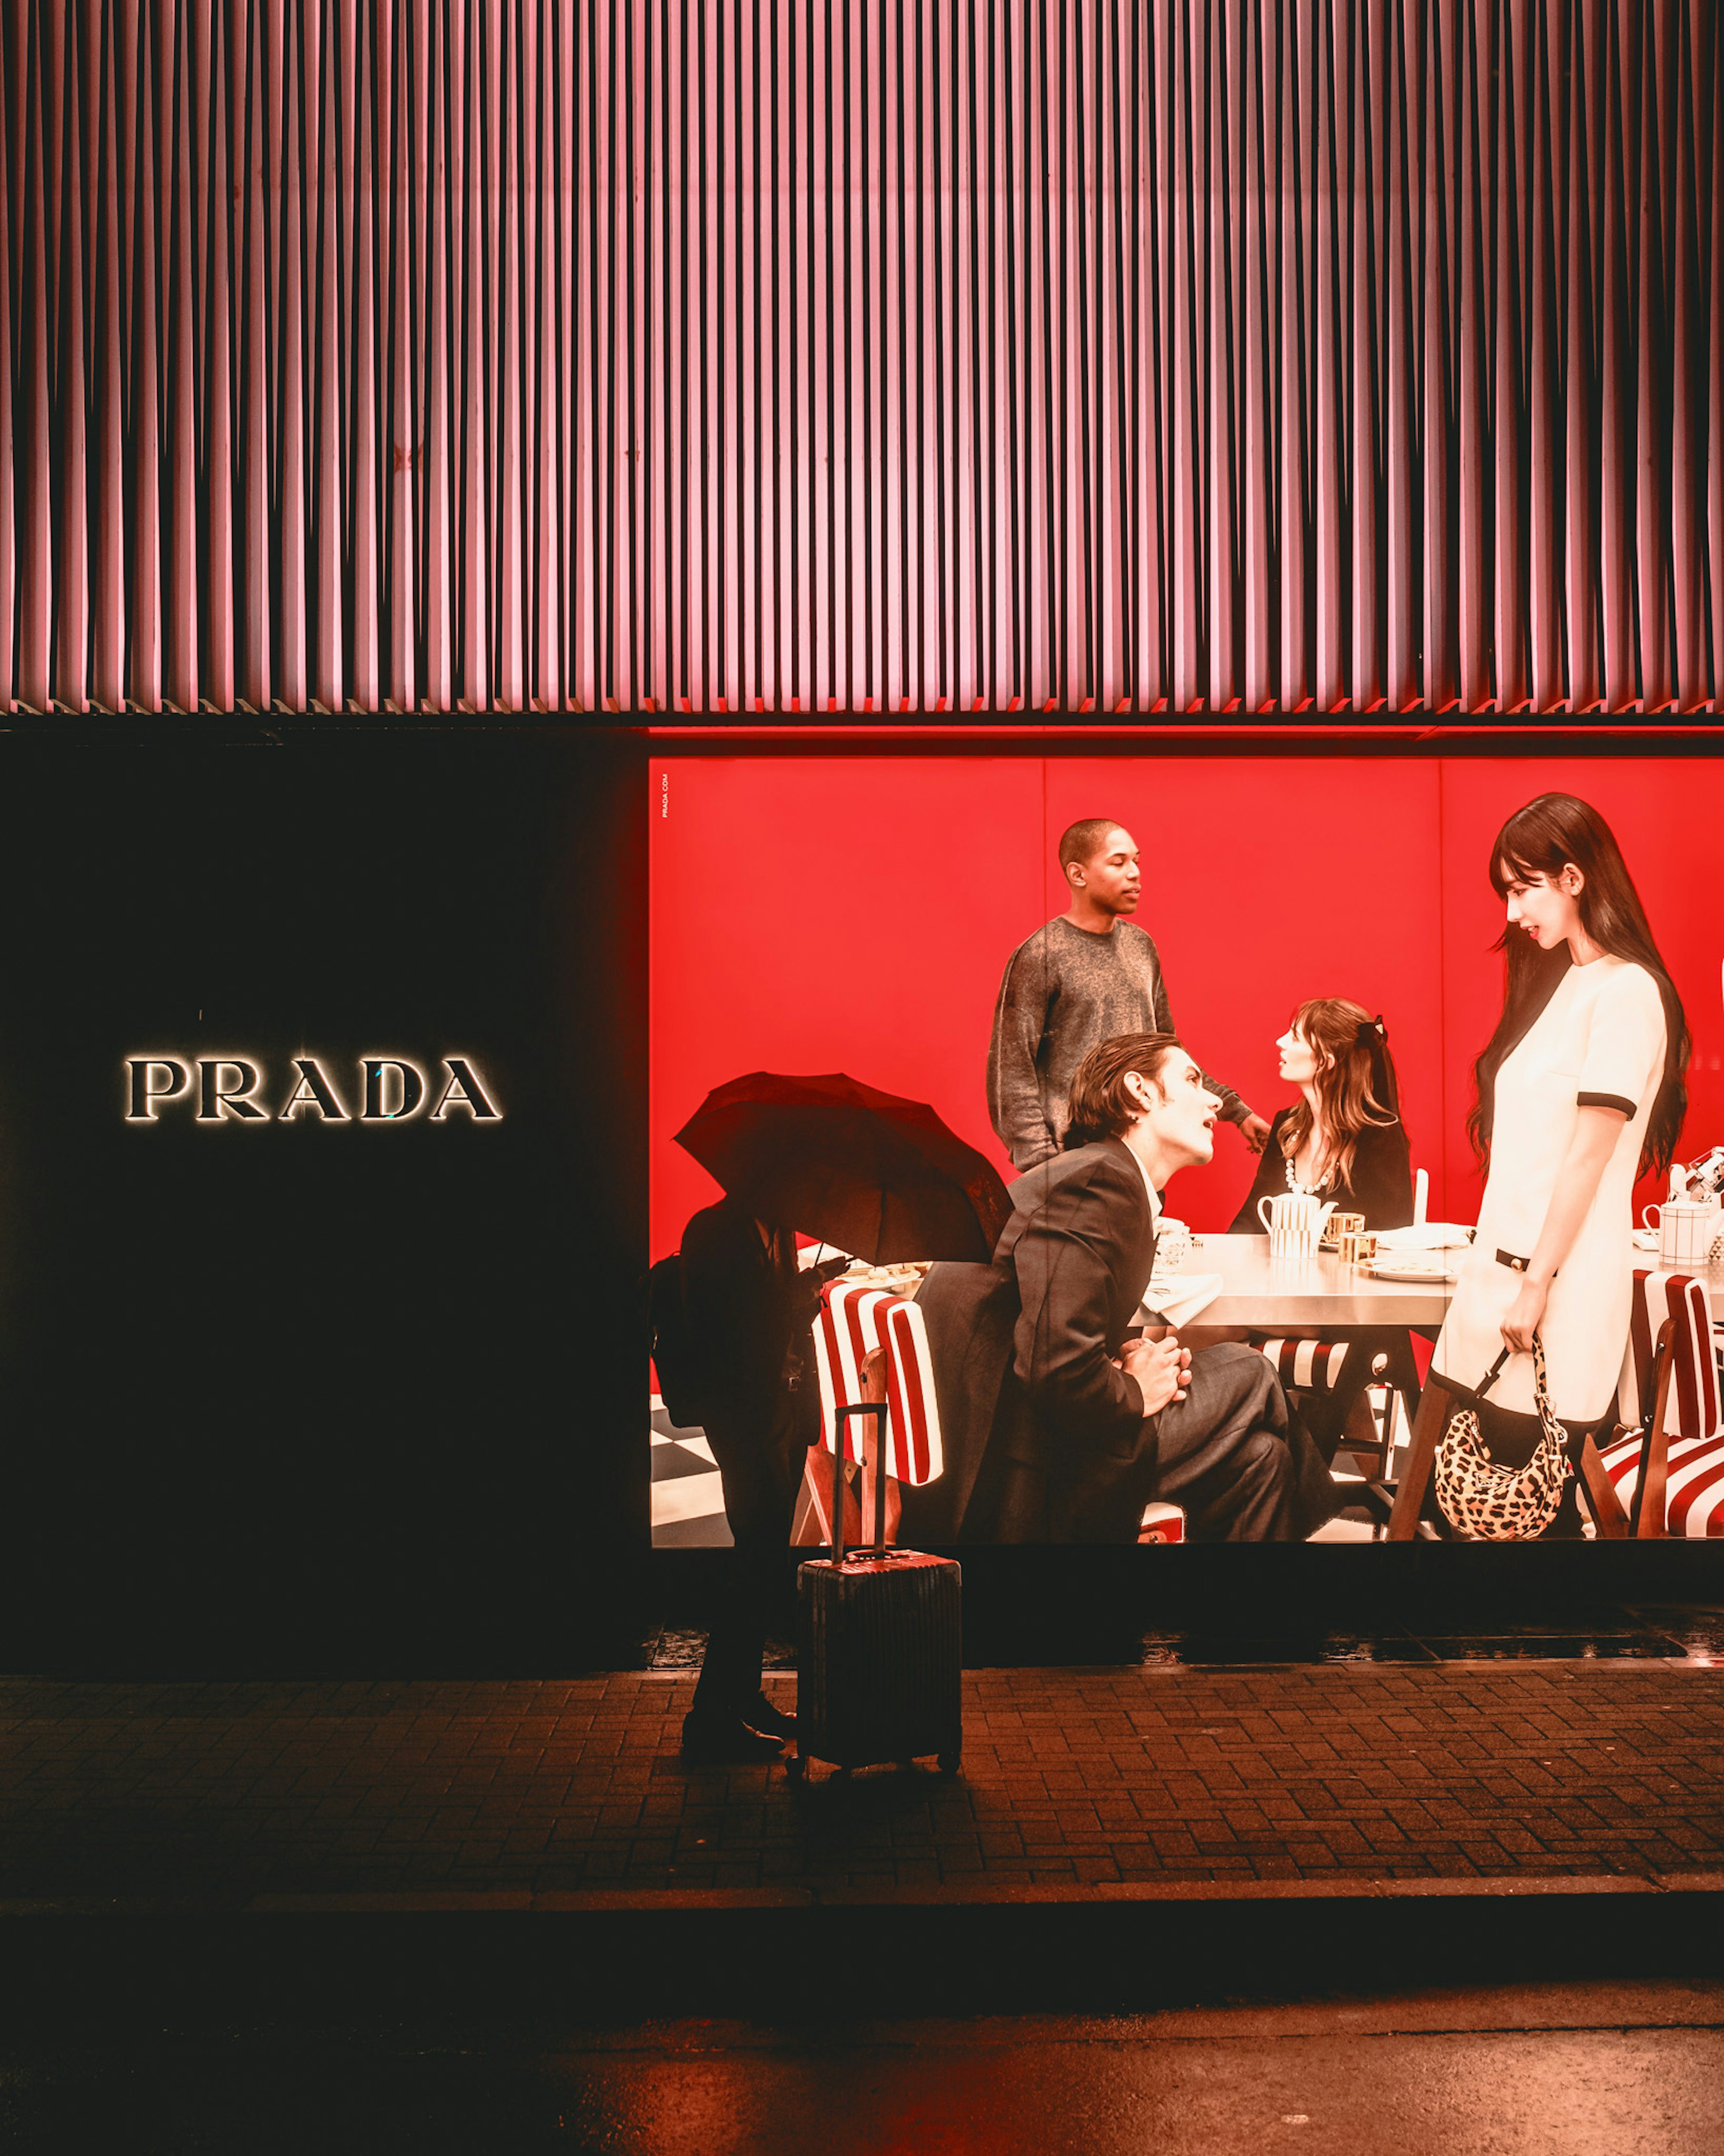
[
  {"left": 1255, "top": 1332, "right": 1427, "bottom": 1537},
  {"left": 1254, "top": 1334, "right": 1404, "bottom": 1481},
  {"left": 1258, "top": 1336, "right": 1355, "bottom": 1395},
  {"left": 1597, "top": 1270, "right": 1724, "bottom": 1538},
  {"left": 794, "top": 1281, "right": 945, "bottom": 1545}
]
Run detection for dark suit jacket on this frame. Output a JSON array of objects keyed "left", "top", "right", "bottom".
[
  {"left": 680, "top": 1199, "right": 821, "bottom": 1445},
  {"left": 906, "top": 1139, "right": 1158, "bottom": 1543}
]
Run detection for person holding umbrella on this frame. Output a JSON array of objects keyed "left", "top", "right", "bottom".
[
  {"left": 676, "top": 1197, "right": 831, "bottom": 1761},
  {"left": 668, "top": 1071, "right": 1013, "bottom": 1760}
]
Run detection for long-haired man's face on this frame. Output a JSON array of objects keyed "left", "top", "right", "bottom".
[
  {"left": 1501, "top": 860, "right": 1583, "bottom": 951},
  {"left": 1066, "top": 827, "right": 1141, "bottom": 916},
  {"left": 1124, "top": 1054, "right": 1221, "bottom": 1167}
]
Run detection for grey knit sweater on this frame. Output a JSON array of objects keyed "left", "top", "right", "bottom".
[{"left": 986, "top": 917, "right": 1249, "bottom": 1170}]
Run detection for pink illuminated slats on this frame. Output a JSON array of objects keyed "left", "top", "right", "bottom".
[
  {"left": 382, "top": 0, "right": 413, "bottom": 711},
  {"left": 1674, "top": 0, "right": 1710, "bottom": 721},
  {"left": 347, "top": 0, "right": 379, "bottom": 714},
  {"left": 309, "top": 0, "right": 342, "bottom": 714},
  {"left": 197, "top": 0, "right": 235, "bottom": 714},
  {"left": 456, "top": 0, "right": 491, "bottom": 715},
  {"left": 1708, "top": 0, "right": 1724, "bottom": 718},
  {"left": 164, "top": 0, "right": 197, "bottom": 715},
  {"left": 0, "top": 0, "right": 1717, "bottom": 714},
  {"left": 126, "top": 0, "right": 163, "bottom": 712},
  {"left": 90, "top": 6, "right": 123, "bottom": 712},
  {"left": 0, "top": 20, "right": 12, "bottom": 712},
  {"left": 17, "top": 1, "right": 51, "bottom": 713},
  {"left": 422, "top": 0, "right": 452, "bottom": 713},
  {"left": 273, "top": 0, "right": 305, "bottom": 715},
  {"left": 52, "top": 3, "right": 89, "bottom": 714}
]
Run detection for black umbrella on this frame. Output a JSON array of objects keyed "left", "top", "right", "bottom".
[{"left": 673, "top": 1070, "right": 1012, "bottom": 1263}]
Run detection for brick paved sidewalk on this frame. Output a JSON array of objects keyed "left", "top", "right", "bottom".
[{"left": 1, "top": 1662, "right": 1722, "bottom": 1908}]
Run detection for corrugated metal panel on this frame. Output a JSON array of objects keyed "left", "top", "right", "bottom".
[{"left": 1, "top": 2, "right": 1718, "bottom": 715}]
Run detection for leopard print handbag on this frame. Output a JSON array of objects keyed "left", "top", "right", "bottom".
[{"left": 1433, "top": 1333, "right": 1573, "bottom": 1542}]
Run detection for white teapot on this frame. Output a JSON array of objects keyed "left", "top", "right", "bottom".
[{"left": 1257, "top": 1193, "right": 1336, "bottom": 1253}]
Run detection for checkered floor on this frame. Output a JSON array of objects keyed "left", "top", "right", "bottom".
[
  {"left": 650, "top": 1399, "right": 732, "bottom": 1546},
  {"left": 651, "top": 1394, "right": 1399, "bottom": 1547}
]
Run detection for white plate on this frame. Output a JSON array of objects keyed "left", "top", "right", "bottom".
[{"left": 1363, "top": 1254, "right": 1461, "bottom": 1283}]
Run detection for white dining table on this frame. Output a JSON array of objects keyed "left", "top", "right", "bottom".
[
  {"left": 1139, "top": 1231, "right": 1456, "bottom": 1332},
  {"left": 1141, "top": 1231, "right": 1723, "bottom": 1336}
]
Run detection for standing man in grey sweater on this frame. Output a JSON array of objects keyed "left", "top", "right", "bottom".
[{"left": 987, "top": 818, "right": 1271, "bottom": 1172}]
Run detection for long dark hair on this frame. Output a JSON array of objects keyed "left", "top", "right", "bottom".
[
  {"left": 1469, "top": 794, "right": 1689, "bottom": 1175},
  {"left": 1279, "top": 998, "right": 1401, "bottom": 1194}
]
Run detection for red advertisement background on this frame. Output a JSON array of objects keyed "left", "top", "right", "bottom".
[{"left": 650, "top": 756, "right": 1721, "bottom": 1258}]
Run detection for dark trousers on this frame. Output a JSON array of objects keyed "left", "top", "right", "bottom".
[
  {"left": 1135, "top": 1345, "right": 1337, "bottom": 1541},
  {"left": 689, "top": 1392, "right": 805, "bottom": 1724},
  {"left": 971, "top": 1345, "right": 1338, "bottom": 1544}
]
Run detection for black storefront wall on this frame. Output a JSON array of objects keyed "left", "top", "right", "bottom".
[
  {"left": 0, "top": 727, "right": 648, "bottom": 1671},
  {"left": 5, "top": 723, "right": 1722, "bottom": 1679}
]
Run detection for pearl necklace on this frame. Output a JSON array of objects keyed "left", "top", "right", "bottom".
[{"left": 1284, "top": 1147, "right": 1329, "bottom": 1199}]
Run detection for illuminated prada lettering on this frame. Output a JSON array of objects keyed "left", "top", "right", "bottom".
[
  {"left": 127, "top": 1058, "right": 193, "bottom": 1120},
  {"left": 122, "top": 1055, "right": 502, "bottom": 1125},
  {"left": 277, "top": 1058, "right": 351, "bottom": 1122},
  {"left": 197, "top": 1058, "right": 269, "bottom": 1121},
  {"left": 362, "top": 1058, "right": 427, "bottom": 1121},
  {"left": 428, "top": 1058, "right": 502, "bottom": 1121}
]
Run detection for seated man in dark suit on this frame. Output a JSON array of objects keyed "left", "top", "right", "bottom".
[{"left": 916, "top": 1034, "right": 1336, "bottom": 1544}]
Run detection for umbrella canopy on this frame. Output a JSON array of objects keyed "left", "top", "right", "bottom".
[{"left": 673, "top": 1071, "right": 1012, "bottom": 1264}]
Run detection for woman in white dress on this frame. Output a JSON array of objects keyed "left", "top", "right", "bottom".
[{"left": 1431, "top": 794, "right": 1690, "bottom": 1523}]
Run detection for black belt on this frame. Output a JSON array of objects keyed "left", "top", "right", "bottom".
[{"left": 1496, "top": 1249, "right": 1553, "bottom": 1277}]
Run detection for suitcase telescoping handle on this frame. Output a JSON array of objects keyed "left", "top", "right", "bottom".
[{"left": 831, "top": 1401, "right": 887, "bottom": 1565}]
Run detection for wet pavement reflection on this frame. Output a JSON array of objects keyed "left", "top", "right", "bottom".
[{"left": 1, "top": 1981, "right": 1720, "bottom": 2152}]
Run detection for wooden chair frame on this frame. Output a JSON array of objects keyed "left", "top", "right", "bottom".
[
  {"left": 1626, "top": 1319, "right": 1677, "bottom": 1539},
  {"left": 1386, "top": 1377, "right": 1632, "bottom": 1541}
]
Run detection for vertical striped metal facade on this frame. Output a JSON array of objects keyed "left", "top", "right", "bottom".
[{"left": 2, "top": 2, "right": 1719, "bottom": 715}]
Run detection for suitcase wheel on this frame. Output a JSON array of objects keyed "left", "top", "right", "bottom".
[{"left": 937, "top": 1752, "right": 961, "bottom": 1776}]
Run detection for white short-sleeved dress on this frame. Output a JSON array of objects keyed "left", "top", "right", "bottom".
[{"left": 1432, "top": 956, "right": 1668, "bottom": 1424}]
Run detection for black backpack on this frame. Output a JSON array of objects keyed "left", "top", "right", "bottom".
[{"left": 643, "top": 1251, "right": 708, "bottom": 1429}]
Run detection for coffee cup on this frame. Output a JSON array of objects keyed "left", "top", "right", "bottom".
[
  {"left": 1642, "top": 1199, "right": 1722, "bottom": 1268},
  {"left": 1323, "top": 1211, "right": 1365, "bottom": 1251},
  {"left": 1151, "top": 1217, "right": 1192, "bottom": 1279}
]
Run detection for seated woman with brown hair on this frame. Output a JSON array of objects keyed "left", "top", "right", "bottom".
[
  {"left": 1228, "top": 1000, "right": 1416, "bottom": 1483},
  {"left": 1231, "top": 999, "right": 1413, "bottom": 1233}
]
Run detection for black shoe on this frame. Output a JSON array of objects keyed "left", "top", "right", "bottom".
[
  {"left": 748, "top": 1691, "right": 797, "bottom": 1738},
  {"left": 681, "top": 1713, "right": 787, "bottom": 1763}
]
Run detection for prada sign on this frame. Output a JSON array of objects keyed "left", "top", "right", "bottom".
[{"left": 124, "top": 1055, "right": 502, "bottom": 1124}]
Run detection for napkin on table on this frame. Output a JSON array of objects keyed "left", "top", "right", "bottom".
[
  {"left": 1373, "top": 1223, "right": 1474, "bottom": 1252},
  {"left": 1138, "top": 1273, "right": 1223, "bottom": 1330}
]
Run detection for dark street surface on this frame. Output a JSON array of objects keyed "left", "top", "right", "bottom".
[
  {"left": 2, "top": 1650, "right": 1723, "bottom": 1902},
  {"left": 2, "top": 1619, "right": 1721, "bottom": 2147},
  {"left": 0, "top": 1972, "right": 1719, "bottom": 2152}
]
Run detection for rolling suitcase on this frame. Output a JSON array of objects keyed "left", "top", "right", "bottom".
[{"left": 788, "top": 1400, "right": 963, "bottom": 1781}]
